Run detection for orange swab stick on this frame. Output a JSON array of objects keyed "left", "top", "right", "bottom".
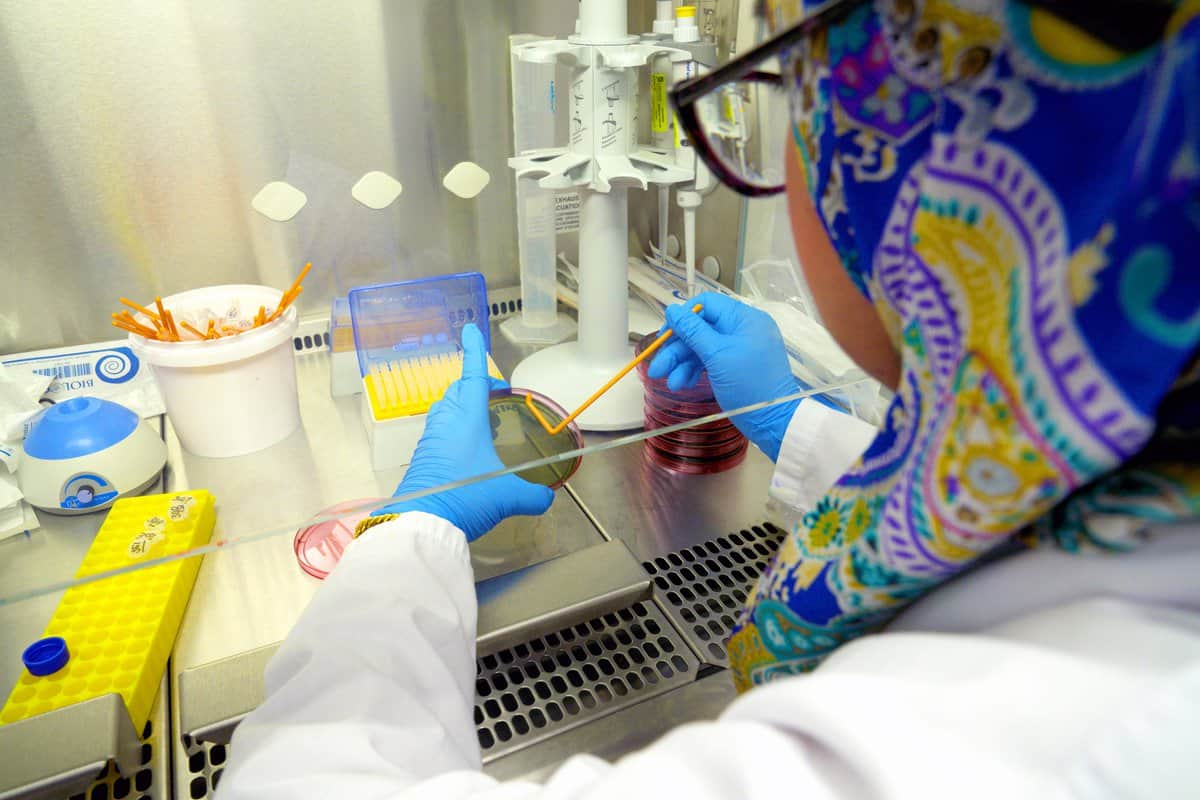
[
  {"left": 206, "top": 319, "right": 218, "bottom": 339},
  {"left": 270, "top": 262, "right": 311, "bottom": 320},
  {"left": 112, "top": 312, "right": 158, "bottom": 337},
  {"left": 525, "top": 303, "right": 704, "bottom": 435},
  {"left": 119, "top": 297, "right": 160, "bottom": 322},
  {"left": 180, "top": 321, "right": 207, "bottom": 340},
  {"left": 269, "top": 285, "right": 303, "bottom": 322},
  {"left": 161, "top": 309, "right": 180, "bottom": 341},
  {"left": 284, "top": 262, "right": 312, "bottom": 299},
  {"left": 111, "top": 315, "right": 158, "bottom": 338},
  {"left": 111, "top": 320, "right": 144, "bottom": 335},
  {"left": 153, "top": 299, "right": 176, "bottom": 339}
]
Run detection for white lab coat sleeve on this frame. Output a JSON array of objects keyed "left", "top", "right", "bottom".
[
  {"left": 220, "top": 511, "right": 498, "bottom": 800},
  {"left": 220, "top": 507, "right": 1200, "bottom": 799},
  {"left": 770, "top": 400, "right": 877, "bottom": 516}
]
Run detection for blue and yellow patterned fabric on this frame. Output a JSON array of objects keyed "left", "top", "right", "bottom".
[{"left": 730, "top": 0, "right": 1200, "bottom": 689}]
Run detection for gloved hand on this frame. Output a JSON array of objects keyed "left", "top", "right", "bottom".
[
  {"left": 648, "top": 292, "right": 800, "bottom": 461},
  {"left": 373, "top": 323, "right": 554, "bottom": 541}
]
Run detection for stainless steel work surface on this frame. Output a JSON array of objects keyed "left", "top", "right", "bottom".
[
  {"left": 566, "top": 432, "right": 778, "bottom": 561},
  {"left": 170, "top": 350, "right": 606, "bottom": 676},
  {"left": 167, "top": 319, "right": 798, "bottom": 798},
  {"left": 177, "top": 539, "right": 652, "bottom": 745},
  {"left": 2, "top": 310, "right": 814, "bottom": 798}
]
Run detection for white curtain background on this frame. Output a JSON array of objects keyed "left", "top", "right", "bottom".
[{"left": 0, "top": 0, "right": 577, "bottom": 352}]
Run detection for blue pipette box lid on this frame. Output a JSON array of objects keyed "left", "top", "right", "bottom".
[{"left": 347, "top": 272, "right": 490, "bottom": 378}]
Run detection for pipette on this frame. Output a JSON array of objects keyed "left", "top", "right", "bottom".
[{"left": 526, "top": 303, "right": 703, "bottom": 435}]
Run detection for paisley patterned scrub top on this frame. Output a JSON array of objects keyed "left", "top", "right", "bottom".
[{"left": 729, "top": 0, "right": 1200, "bottom": 689}]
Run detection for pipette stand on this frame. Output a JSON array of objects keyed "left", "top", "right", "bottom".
[{"left": 508, "top": 0, "right": 693, "bottom": 430}]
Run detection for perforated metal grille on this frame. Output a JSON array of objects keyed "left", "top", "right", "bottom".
[
  {"left": 177, "top": 735, "right": 227, "bottom": 800},
  {"left": 474, "top": 600, "right": 697, "bottom": 763},
  {"left": 645, "top": 523, "right": 786, "bottom": 667},
  {"left": 65, "top": 719, "right": 162, "bottom": 800}
]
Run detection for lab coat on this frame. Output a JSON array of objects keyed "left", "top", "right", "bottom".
[{"left": 221, "top": 403, "right": 1200, "bottom": 799}]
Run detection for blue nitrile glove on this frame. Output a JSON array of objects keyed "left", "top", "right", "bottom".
[
  {"left": 648, "top": 292, "right": 800, "bottom": 461},
  {"left": 373, "top": 323, "right": 554, "bottom": 541}
]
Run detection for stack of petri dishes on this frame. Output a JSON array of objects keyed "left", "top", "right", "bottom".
[{"left": 635, "top": 332, "right": 748, "bottom": 474}]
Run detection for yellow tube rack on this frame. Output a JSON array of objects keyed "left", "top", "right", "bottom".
[{"left": 1, "top": 490, "right": 215, "bottom": 730}]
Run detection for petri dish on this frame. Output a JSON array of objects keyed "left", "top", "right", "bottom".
[
  {"left": 645, "top": 440, "right": 749, "bottom": 474},
  {"left": 636, "top": 331, "right": 748, "bottom": 476},
  {"left": 648, "top": 422, "right": 739, "bottom": 448},
  {"left": 644, "top": 406, "right": 739, "bottom": 433},
  {"left": 488, "top": 388, "right": 583, "bottom": 489},
  {"left": 643, "top": 393, "right": 723, "bottom": 418},
  {"left": 645, "top": 422, "right": 746, "bottom": 454},
  {"left": 293, "top": 498, "right": 382, "bottom": 579}
]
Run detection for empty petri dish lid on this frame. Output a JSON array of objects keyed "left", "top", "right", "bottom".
[
  {"left": 488, "top": 388, "right": 583, "bottom": 489},
  {"left": 294, "top": 498, "right": 383, "bottom": 579}
]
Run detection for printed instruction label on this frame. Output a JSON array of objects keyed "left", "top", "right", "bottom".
[
  {"left": 651, "top": 73, "right": 669, "bottom": 134},
  {"left": 555, "top": 192, "right": 581, "bottom": 233}
]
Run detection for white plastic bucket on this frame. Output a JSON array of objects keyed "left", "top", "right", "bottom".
[{"left": 129, "top": 284, "right": 301, "bottom": 458}]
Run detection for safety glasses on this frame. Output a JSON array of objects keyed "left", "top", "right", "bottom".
[{"left": 670, "top": 0, "right": 1178, "bottom": 197}]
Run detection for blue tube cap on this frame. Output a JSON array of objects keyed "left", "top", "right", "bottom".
[{"left": 22, "top": 637, "right": 69, "bottom": 677}]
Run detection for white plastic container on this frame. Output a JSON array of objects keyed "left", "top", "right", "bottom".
[{"left": 129, "top": 284, "right": 301, "bottom": 458}]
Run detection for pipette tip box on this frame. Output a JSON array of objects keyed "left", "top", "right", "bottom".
[{"left": 349, "top": 273, "right": 500, "bottom": 470}]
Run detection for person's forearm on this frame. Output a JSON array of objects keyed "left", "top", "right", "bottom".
[
  {"left": 770, "top": 400, "right": 877, "bottom": 516},
  {"left": 220, "top": 513, "right": 487, "bottom": 799}
]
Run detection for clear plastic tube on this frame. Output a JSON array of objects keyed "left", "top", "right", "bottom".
[{"left": 510, "top": 36, "right": 562, "bottom": 334}]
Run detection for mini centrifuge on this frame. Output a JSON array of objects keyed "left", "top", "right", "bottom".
[{"left": 19, "top": 397, "right": 167, "bottom": 515}]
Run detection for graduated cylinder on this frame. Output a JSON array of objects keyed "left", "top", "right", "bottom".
[{"left": 578, "top": 188, "right": 630, "bottom": 365}]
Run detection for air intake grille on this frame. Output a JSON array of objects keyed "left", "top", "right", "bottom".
[
  {"left": 473, "top": 600, "right": 697, "bottom": 762},
  {"left": 644, "top": 523, "right": 786, "bottom": 667}
]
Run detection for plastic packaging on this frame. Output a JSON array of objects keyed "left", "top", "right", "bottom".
[
  {"left": 634, "top": 332, "right": 747, "bottom": 474},
  {"left": 129, "top": 285, "right": 300, "bottom": 458}
]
